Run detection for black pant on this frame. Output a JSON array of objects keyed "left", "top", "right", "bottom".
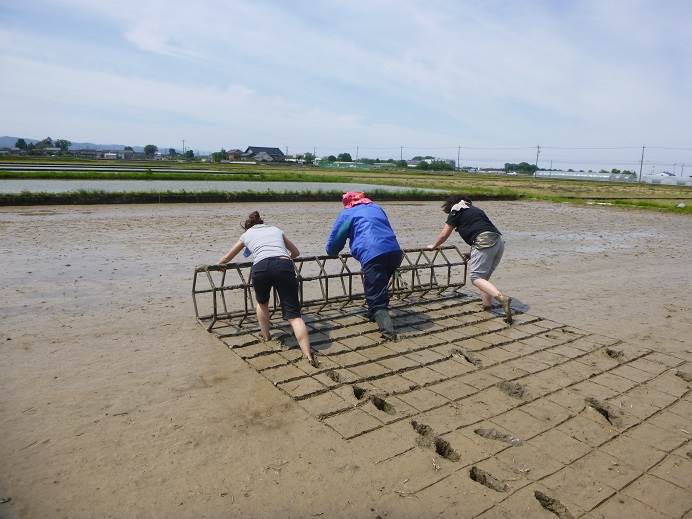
[
  {"left": 362, "top": 250, "right": 403, "bottom": 316},
  {"left": 251, "top": 257, "right": 301, "bottom": 320}
]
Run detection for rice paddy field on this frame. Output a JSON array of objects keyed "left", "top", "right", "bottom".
[{"left": 0, "top": 158, "right": 690, "bottom": 212}]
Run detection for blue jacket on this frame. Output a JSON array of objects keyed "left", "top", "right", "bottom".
[{"left": 325, "top": 203, "right": 401, "bottom": 265}]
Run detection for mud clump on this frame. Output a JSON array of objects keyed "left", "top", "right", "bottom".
[
  {"left": 469, "top": 466, "right": 509, "bottom": 492},
  {"left": 497, "top": 380, "right": 527, "bottom": 399},
  {"left": 604, "top": 348, "right": 624, "bottom": 360},
  {"left": 370, "top": 395, "right": 396, "bottom": 415},
  {"left": 585, "top": 397, "right": 621, "bottom": 426},
  {"left": 534, "top": 490, "right": 574, "bottom": 519},
  {"left": 675, "top": 370, "right": 692, "bottom": 383},
  {"left": 452, "top": 347, "right": 482, "bottom": 367},
  {"left": 474, "top": 427, "right": 522, "bottom": 446}
]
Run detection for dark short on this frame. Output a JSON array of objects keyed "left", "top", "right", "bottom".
[{"left": 251, "top": 257, "right": 301, "bottom": 320}]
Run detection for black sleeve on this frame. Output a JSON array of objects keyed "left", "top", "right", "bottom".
[{"left": 446, "top": 211, "right": 460, "bottom": 228}]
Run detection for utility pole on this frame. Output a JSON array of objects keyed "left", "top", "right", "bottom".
[
  {"left": 550, "top": 159, "right": 553, "bottom": 170},
  {"left": 285, "top": 146, "right": 288, "bottom": 157},
  {"left": 681, "top": 163, "right": 686, "bottom": 177},
  {"left": 457, "top": 145, "right": 461, "bottom": 171},
  {"left": 534, "top": 145, "right": 541, "bottom": 176},
  {"left": 638, "top": 145, "right": 645, "bottom": 183},
  {"left": 400, "top": 146, "right": 403, "bottom": 162},
  {"left": 182, "top": 139, "right": 185, "bottom": 154},
  {"left": 356, "top": 145, "right": 359, "bottom": 161}
]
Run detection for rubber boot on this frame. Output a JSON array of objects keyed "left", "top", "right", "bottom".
[{"left": 374, "top": 309, "right": 397, "bottom": 341}]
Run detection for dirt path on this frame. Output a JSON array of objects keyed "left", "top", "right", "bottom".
[{"left": 1, "top": 201, "right": 690, "bottom": 518}]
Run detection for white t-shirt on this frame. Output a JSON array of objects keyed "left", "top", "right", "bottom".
[{"left": 240, "top": 224, "right": 289, "bottom": 264}]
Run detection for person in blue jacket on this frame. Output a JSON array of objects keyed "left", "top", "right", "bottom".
[{"left": 326, "top": 192, "right": 402, "bottom": 340}]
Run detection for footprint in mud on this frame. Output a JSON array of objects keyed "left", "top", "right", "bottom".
[
  {"left": 604, "top": 348, "right": 624, "bottom": 360},
  {"left": 534, "top": 490, "right": 575, "bottom": 519},
  {"left": 497, "top": 380, "right": 527, "bottom": 399},
  {"left": 352, "top": 385, "right": 368, "bottom": 400},
  {"left": 474, "top": 427, "right": 522, "bottom": 446},
  {"left": 370, "top": 395, "right": 396, "bottom": 415},
  {"left": 585, "top": 397, "right": 622, "bottom": 427},
  {"left": 411, "top": 420, "right": 460, "bottom": 462},
  {"left": 469, "top": 466, "right": 509, "bottom": 492},
  {"left": 352, "top": 385, "right": 396, "bottom": 415},
  {"left": 452, "top": 347, "right": 482, "bottom": 367},
  {"left": 326, "top": 370, "right": 342, "bottom": 383},
  {"left": 675, "top": 370, "right": 692, "bottom": 383}
]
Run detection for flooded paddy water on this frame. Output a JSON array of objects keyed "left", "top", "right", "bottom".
[
  {"left": 0, "top": 179, "right": 440, "bottom": 193},
  {"left": 0, "top": 201, "right": 690, "bottom": 517}
]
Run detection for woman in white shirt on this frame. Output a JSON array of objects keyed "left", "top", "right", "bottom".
[{"left": 219, "top": 211, "right": 316, "bottom": 366}]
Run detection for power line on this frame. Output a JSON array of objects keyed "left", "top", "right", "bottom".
[{"left": 541, "top": 145, "right": 642, "bottom": 150}]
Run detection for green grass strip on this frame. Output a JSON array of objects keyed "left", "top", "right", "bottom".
[{"left": 0, "top": 189, "right": 468, "bottom": 206}]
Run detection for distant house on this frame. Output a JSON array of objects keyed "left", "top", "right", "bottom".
[
  {"left": 103, "top": 152, "right": 118, "bottom": 159},
  {"left": 242, "top": 146, "right": 285, "bottom": 162},
  {"left": 71, "top": 149, "right": 101, "bottom": 159},
  {"left": 226, "top": 149, "right": 243, "bottom": 160}
]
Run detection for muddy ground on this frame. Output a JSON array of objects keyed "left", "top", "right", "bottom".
[{"left": 1, "top": 201, "right": 690, "bottom": 518}]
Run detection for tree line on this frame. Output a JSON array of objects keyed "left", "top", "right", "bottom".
[
  {"left": 13, "top": 139, "right": 195, "bottom": 159},
  {"left": 15, "top": 137, "right": 71, "bottom": 153},
  {"left": 504, "top": 162, "right": 636, "bottom": 175}
]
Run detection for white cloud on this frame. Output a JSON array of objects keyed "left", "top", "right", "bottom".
[
  {"left": 2, "top": 0, "right": 692, "bottom": 164},
  {"left": 0, "top": 53, "right": 455, "bottom": 152}
]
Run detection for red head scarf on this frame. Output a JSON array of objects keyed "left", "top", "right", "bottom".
[{"left": 342, "top": 191, "right": 372, "bottom": 208}]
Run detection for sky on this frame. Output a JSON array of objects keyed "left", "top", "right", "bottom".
[{"left": 1, "top": 0, "right": 691, "bottom": 171}]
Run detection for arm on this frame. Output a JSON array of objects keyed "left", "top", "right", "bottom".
[
  {"left": 218, "top": 240, "right": 245, "bottom": 264},
  {"left": 427, "top": 224, "right": 455, "bottom": 249},
  {"left": 325, "top": 212, "right": 352, "bottom": 256},
  {"left": 283, "top": 235, "right": 300, "bottom": 259}
]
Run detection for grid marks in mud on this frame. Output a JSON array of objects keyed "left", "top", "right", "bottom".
[
  {"left": 209, "top": 291, "right": 692, "bottom": 517},
  {"left": 213, "top": 292, "right": 622, "bottom": 439}
]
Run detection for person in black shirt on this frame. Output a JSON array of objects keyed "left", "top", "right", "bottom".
[{"left": 427, "top": 195, "right": 513, "bottom": 324}]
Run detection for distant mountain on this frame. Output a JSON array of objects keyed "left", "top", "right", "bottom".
[
  {"left": 67, "top": 142, "right": 146, "bottom": 152},
  {"left": 0, "top": 136, "right": 39, "bottom": 147},
  {"left": 0, "top": 136, "right": 144, "bottom": 152}
]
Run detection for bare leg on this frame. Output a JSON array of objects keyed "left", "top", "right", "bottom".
[
  {"left": 256, "top": 303, "right": 271, "bottom": 341},
  {"left": 288, "top": 317, "right": 314, "bottom": 363},
  {"left": 480, "top": 291, "right": 493, "bottom": 309},
  {"left": 473, "top": 278, "right": 512, "bottom": 324},
  {"left": 473, "top": 278, "right": 501, "bottom": 299}
]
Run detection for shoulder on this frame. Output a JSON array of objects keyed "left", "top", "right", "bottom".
[
  {"left": 447, "top": 209, "right": 462, "bottom": 222},
  {"left": 362, "top": 203, "right": 385, "bottom": 215}
]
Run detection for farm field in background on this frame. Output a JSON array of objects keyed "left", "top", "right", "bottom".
[{"left": 0, "top": 158, "right": 690, "bottom": 211}]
